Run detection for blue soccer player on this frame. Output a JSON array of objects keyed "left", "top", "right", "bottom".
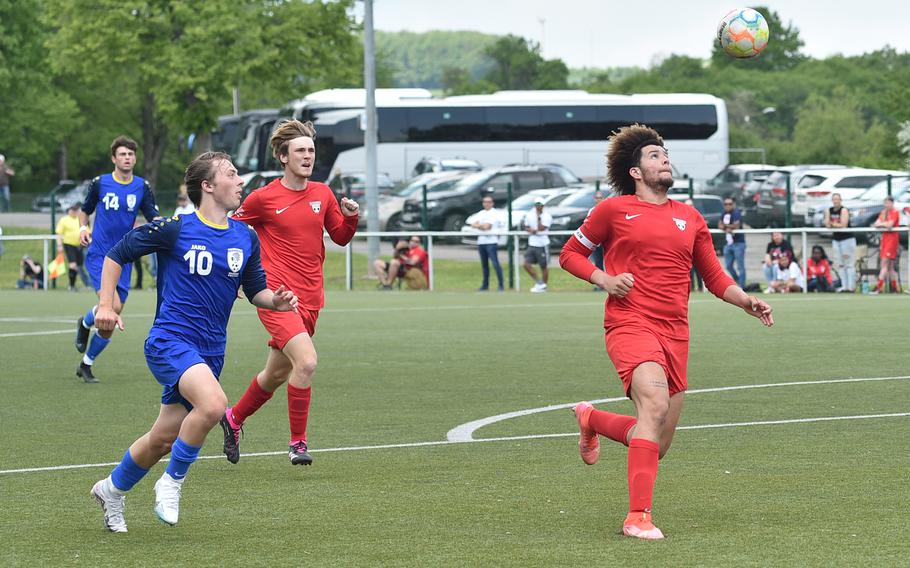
[
  {"left": 75, "top": 136, "right": 160, "bottom": 383},
  {"left": 90, "top": 152, "right": 298, "bottom": 532}
]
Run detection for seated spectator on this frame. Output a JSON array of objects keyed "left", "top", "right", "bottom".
[
  {"left": 806, "top": 245, "right": 835, "bottom": 293},
  {"left": 762, "top": 232, "right": 794, "bottom": 293},
  {"left": 373, "top": 238, "right": 428, "bottom": 290},
  {"left": 18, "top": 255, "right": 44, "bottom": 289},
  {"left": 769, "top": 254, "right": 804, "bottom": 293}
]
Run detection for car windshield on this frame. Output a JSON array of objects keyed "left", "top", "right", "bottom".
[
  {"left": 511, "top": 192, "right": 550, "bottom": 209},
  {"left": 555, "top": 190, "right": 597, "bottom": 209},
  {"left": 856, "top": 177, "right": 910, "bottom": 201},
  {"left": 446, "top": 171, "right": 494, "bottom": 194},
  {"left": 393, "top": 173, "right": 467, "bottom": 197}
]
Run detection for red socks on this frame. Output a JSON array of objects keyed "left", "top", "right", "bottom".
[
  {"left": 287, "top": 383, "right": 312, "bottom": 444},
  {"left": 588, "top": 409, "right": 637, "bottom": 446},
  {"left": 231, "top": 376, "right": 274, "bottom": 425},
  {"left": 627, "top": 438, "right": 660, "bottom": 513}
]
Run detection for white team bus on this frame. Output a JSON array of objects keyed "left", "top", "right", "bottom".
[{"left": 275, "top": 89, "right": 728, "bottom": 184}]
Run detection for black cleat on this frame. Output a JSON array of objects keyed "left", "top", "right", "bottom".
[
  {"left": 219, "top": 410, "right": 242, "bottom": 464},
  {"left": 288, "top": 441, "right": 313, "bottom": 466},
  {"left": 75, "top": 317, "right": 91, "bottom": 353},
  {"left": 76, "top": 362, "right": 99, "bottom": 384}
]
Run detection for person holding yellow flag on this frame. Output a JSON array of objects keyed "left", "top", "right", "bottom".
[{"left": 56, "top": 203, "right": 88, "bottom": 290}]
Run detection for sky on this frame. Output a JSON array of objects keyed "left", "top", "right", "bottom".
[{"left": 368, "top": 0, "right": 910, "bottom": 69}]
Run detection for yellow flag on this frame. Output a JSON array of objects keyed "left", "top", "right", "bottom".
[{"left": 47, "top": 253, "right": 66, "bottom": 280}]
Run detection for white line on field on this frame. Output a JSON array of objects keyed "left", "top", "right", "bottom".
[
  {"left": 0, "top": 329, "right": 72, "bottom": 338},
  {"left": 445, "top": 375, "right": 910, "bottom": 442},
  {"left": 0, "top": 411, "right": 907, "bottom": 476}
]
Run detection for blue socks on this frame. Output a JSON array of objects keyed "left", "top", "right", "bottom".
[
  {"left": 84, "top": 334, "right": 110, "bottom": 364},
  {"left": 83, "top": 306, "right": 96, "bottom": 328},
  {"left": 165, "top": 438, "right": 201, "bottom": 481},
  {"left": 110, "top": 450, "right": 149, "bottom": 492}
]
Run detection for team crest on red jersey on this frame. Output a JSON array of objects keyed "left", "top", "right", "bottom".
[
  {"left": 309, "top": 201, "right": 321, "bottom": 213},
  {"left": 673, "top": 217, "right": 686, "bottom": 231}
]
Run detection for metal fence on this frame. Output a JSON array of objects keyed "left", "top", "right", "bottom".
[{"left": 3, "top": 227, "right": 908, "bottom": 294}]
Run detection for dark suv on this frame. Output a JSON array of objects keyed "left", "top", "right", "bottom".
[{"left": 399, "top": 164, "right": 582, "bottom": 234}]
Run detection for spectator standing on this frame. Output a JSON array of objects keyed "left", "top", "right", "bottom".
[
  {"left": 872, "top": 196, "right": 901, "bottom": 293},
  {"left": 56, "top": 203, "right": 88, "bottom": 290},
  {"left": 0, "top": 154, "right": 14, "bottom": 212},
  {"left": 806, "top": 245, "right": 834, "bottom": 293},
  {"left": 523, "top": 198, "right": 552, "bottom": 292},
  {"left": 824, "top": 193, "right": 856, "bottom": 293},
  {"left": 472, "top": 195, "right": 505, "bottom": 291},
  {"left": 770, "top": 254, "right": 804, "bottom": 293},
  {"left": 719, "top": 196, "right": 746, "bottom": 287},
  {"left": 762, "top": 232, "right": 794, "bottom": 293}
]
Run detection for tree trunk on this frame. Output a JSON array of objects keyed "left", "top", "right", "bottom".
[
  {"left": 141, "top": 91, "right": 168, "bottom": 190},
  {"left": 193, "top": 129, "right": 212, "bottom": 156},
  {"left": 58, "top": 142, "right": 68, "bottom": 181}
]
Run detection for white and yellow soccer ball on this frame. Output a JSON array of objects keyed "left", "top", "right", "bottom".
[{"left": 717, "top": 8, "right": 770, "bottom": 59}]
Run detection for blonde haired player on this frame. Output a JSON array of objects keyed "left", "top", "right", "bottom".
[{"left": 221, "top": 120, "right": 359, "bottom": 465}]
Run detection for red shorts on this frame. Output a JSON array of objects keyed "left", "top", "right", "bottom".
[
  {"left": 604, "top": 325, "right": 689, "bottom": 397},
  {"left": 257, "top": 307, "right": 320, "bottom": 351},
  {"left": 880, "top": 237, "right": 898, "bottom": 260}
]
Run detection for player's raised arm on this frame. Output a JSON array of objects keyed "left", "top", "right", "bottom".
[{"left": 324, "top": 194, "right": 359, "bottom": 245}]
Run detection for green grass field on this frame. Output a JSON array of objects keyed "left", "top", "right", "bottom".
[{"left": 0, "top": 290, "right": 908, "bottom": 567}]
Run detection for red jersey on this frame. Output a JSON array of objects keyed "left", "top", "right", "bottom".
[
  {"left": 408, "top": 245, "right": 429, "bottom": 280},
  {"left": 233, "top": 179, "right": 358, "bottom": 309},
  {"left": 878, "top": 208, "right": 900, "bottom": 253},
  {"left": 806, "top": 258, "right": 832, "bottom": 285},
  {"left": 560, "top": 195, "right": 734, "bottom": 339}
]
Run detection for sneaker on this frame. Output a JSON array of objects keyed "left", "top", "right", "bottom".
[
  {"left": 219, "top": 408, "right": 242, "bottom": 464},
  {"left": 622, "top": 511, "right": 664, "bottom": 540},
  {"left": 573, "top": 401, "right": 600, "bottom": 465},
  {"left": 76, "top": 361, "right": 99, "bottom": 384},
  {"left": 91, "top": 477, "right": 127, "bottom": 533},
  {"left": 75, "top": 317, "right": 90, "bottom": 353},
  {"left": 288, "top": 440, "right": 313, "bottom": 466},
  {"left": 154, "top": 474, "right": 183, "bottom": 525}
]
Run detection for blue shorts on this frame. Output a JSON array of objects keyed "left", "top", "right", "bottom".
[
  {"left": 145, "top": 334, "right": 224, "bottom": 411},
  {"left": 86, "top": 249, "right": 131, "bottom": 303}
]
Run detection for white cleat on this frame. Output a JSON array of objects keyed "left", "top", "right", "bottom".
[
  {"left": 91, "top": 477, "right": 127, "bottom": 533},
  {"left": 154, "top": 474, "right": 183, "bottom": 526}
]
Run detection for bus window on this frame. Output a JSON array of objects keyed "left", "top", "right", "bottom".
[
  {"left": 642, "top": 105, "right": 717, "bottom": 139},
  {"left": 541, "top": 106, "right": 600, "bottom": 141},
  {"left": 378, "top": 108, "right": 408, "bottom": 143},
  {"left": 486, "top": 107, "right": 541, "bottom": 141},
  {"left": 407, "top": 107, "right": 485, "bottom": 142}
]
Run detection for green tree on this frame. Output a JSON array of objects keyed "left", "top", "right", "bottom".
[
  {"left": 0, "top": 0, "right": 80, "bottom": 192},
  {"left": 711, "top": 6, "right": 806, "bottom": 71},
  {"left": 790, "top": 87, "right": 872, "bottom": 165},
  {"left": 483, "top": 34, "right": 568, "bottom": 90},
  {"left": 44, "top": 0, "right": 361, "bottom": 188}
]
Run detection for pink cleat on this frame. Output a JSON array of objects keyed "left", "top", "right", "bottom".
[
  {"left": 573, "top": 401, "right": 600, "bottom": 465},
  {"left": 622, "top": 511, "right": 665, "bottom": 540}
]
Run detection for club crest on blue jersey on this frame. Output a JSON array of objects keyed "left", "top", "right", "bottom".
[
  {"left": 309, "top": 201, "right": 321, "bottom": 213},
  {"left": 673, "top": 218, "right": 687, "bottom": 231},
  {"left": 227, "top": 248, "right": 244, "bottom": 275},
  {"left": 127, "top": 194, "right": 137, "bottom": 211}
]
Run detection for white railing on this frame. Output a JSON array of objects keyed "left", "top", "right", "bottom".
[{"left": 3, "top": 227, "right": 908, "bottom": 294}]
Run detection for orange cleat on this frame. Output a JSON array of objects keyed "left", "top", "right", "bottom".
[
  {"left": 573, "top": 401, "right": 600, "bottom": 465},
  {"left": 622, "top": 510, "right": 665, "bottom": 540}
]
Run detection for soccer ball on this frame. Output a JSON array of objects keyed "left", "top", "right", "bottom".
[{"left": 717, "top": 8, "right": 770, "bottom": 58}]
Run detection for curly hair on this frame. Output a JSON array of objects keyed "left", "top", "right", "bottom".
[{"left": 606, "top": 124, "right": 664, "bottom": 195}]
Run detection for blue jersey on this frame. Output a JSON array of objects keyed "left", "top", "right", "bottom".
[
  {"left": 82, "top": 173, "right": 159, "bottom": 257},
  {"left": 108, "top": 212, "right": 268, "bottom": 355}
]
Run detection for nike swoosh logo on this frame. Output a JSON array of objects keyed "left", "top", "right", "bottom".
[
  {"left": 276, "top": 207, "right": 290, "bottom": 214},
  {"left": 625, "top": 214, "right": 642, "bottom": 220}
]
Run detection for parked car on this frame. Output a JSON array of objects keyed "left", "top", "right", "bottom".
[
  {"left": 410, "top": 157, "right": 482, "bottom": 178},
  {"left": 543, "top": 187, "right": 604, "bottom": 248},
  {"left": 746, "top": 165, "right": 848, "bottom": 228},
  {"left": 240, "top": 170, "right": 283, "bottom": 199},
  {"left": 399, "top": 164, "right": 584, "bottom": 236},
  {"left": 326, "top": 171, "right": 395, "bottom": 202},
  {"left": 703, "top": 164, "right": 778, "bottom": 201},
  {"left": 808, "top": 176, "right": 910, "bottom": 227},
  {"left": 460, "top": 187, "right": 579, "bottom": 246},
  {"left": 793, "top": 168, "right": 906, "bottom": 224},
  {"left": 31, "top": 179, "right": 90, "bottom": 213},
  {"left": 810, "top": 179, "right": 910, "bottom": 246},
  {"left": 360, "top": 171, "right": 470, "bottom": 234}
]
